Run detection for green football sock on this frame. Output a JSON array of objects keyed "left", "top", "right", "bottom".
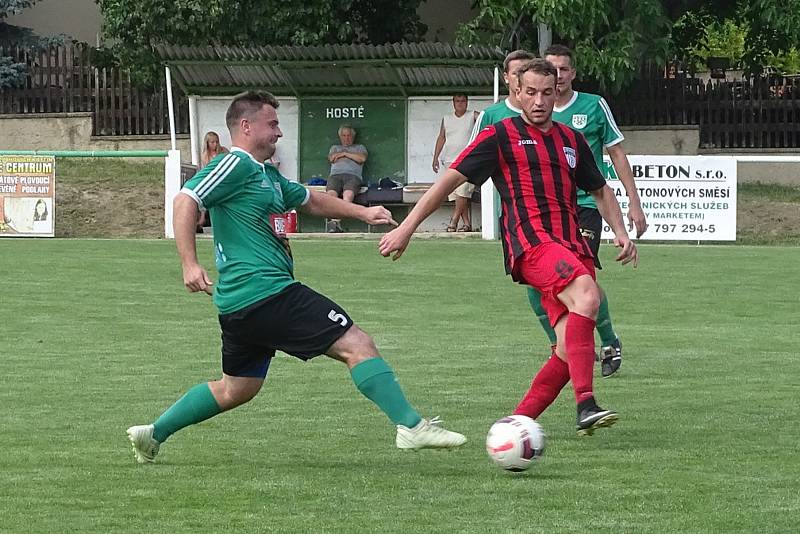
[
  {"left": 152, "top": 382, "right": 223, "bottom": 443},
  {"left": 596, "top": 293, "right": 618, "bottom": 346},
  {"left": 350, "top": 358, "right": 421, "bottom": 428},
  {"left": 527, "top": 286, "right": 557, "bottom": 345}
]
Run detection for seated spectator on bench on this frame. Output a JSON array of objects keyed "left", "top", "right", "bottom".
[
  {"left": 326, "top": 124, "right": 368, "bottom": 233},
  {"left": 200, "top": 131, "right": 229, "bottom": 167}
]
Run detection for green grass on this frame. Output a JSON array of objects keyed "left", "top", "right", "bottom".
[
  {"left": 55, "top": 158, "right": 163, "bottom": 186},
  {"left": 1, "top": 239, "right": 798, "bottom": 533},
  {"left": 739, "top": 181, "right": 800, "bottom": 203}
]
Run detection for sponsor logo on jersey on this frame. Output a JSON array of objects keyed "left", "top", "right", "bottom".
[
  {"left": 572, "top": 114, "right": 588, "bottom": 129},
  {"left": 563, "top": 147, "right": 577, "bottom": 168},
  {"left": 555, "top": 259, "right": 575, "bottom": 279},
  {"left": 517, "top": 139, "right": 537, "bottom": 146}
]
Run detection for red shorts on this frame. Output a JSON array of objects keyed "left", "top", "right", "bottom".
[{"left": 513, "top": 242, "right": 596, "bottom": 327}]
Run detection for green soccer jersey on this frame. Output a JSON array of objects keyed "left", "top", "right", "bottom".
[
  {"left": 552, "top": 91, "right": 624, "bottom": 208},
  {"left": 471, "top": 98, "right": 523, "bottom": 140},
  {"left": 182, "top": 148, "right": 310, "bottom": 314}
]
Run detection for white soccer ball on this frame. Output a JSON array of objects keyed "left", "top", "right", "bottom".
[{"left": 486, "top": 415, "right": 545, "bottom": 472}]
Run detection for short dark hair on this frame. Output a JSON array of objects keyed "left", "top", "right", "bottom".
[
  {"left": 503, "top": 49, "right": 536, "bottom": 73},
  {"left": 544, "top": 44, "right": 575, "bottom": 67},
  {"left": 452, "top": 93, "right": 468, "bottom": 100},
  {"left": 516, "top": 59, "right": 558, "bottom": 83},
  {"left": 226, "top": 91, "right": 279, "bottom": 131}
]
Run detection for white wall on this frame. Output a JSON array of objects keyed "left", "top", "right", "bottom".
[
  {"left": 195, "top": 95, "right": 507, "bottom": 186},
  {"left": 406, "top": 96, "right": 494, "bottom": 184},
  {"left": 195, "top": 96, "right": 300, "bottom": 181}
]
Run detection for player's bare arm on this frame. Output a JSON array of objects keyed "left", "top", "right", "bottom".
[
  {"left": 379, "top": 168, "right": 467, "bottom": 260},
  {"left": 173, "top": 192, "right": 214, "bottom": 295},
  {"left": 302, "top": 189, "right": 396, "bottom": 226},
  {"left": 607, "top": 143, "right": 648, "bottom": 238},
  {"left": 432, "top": 120, "right": 446, "bottom": 172},
  {"left": 590, "top": 184, "right": 638, "bottom": 267}
]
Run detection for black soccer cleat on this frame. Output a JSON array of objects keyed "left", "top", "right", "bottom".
[
  {"left": 576, "top": 398, "right": 619, "bottom": 436},
  {"left": 600, "top": 338, "right": 622, "bottom": 378}
]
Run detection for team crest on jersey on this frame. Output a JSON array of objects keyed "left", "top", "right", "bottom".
[
  {"left": 571, "top": 114, "right": 588, "bottom": 129},
  {"left": 563, "top": 147, "right": 577, "bottom": 168}
]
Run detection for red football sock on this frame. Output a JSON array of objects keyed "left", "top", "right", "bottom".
[
  {"left": 566, "top": 312, "right": 597, "bottom": 404},
  {"left": 513, "top": 353, "right": 570, "bottom": 419}
]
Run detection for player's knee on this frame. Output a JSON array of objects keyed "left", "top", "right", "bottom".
[
  {"left": 213, "top": 378, "right": 262, "bottom": 409},
  {"left": 227, "top": 387, "right": 260, "bottom": 408},
  {"left": 576, "top": 287, "right": 601, "bottom": 318},
  {"left": 567, "top": 276, "right": 601, "bottom": 318},
  {"left": 335, "top": 325, "right": 379, "bottom": 366}
]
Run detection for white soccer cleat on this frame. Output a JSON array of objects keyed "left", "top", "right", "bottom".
[
  {"left": 126, "top": 424, "right": 160, "bottom": 464},
  {"left": 396, "top": 416, "right": 467, "bottom": 450}
]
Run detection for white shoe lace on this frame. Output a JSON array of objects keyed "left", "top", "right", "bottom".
[{"left": 427, "top": 416, "right": 443, "bottom": 427}]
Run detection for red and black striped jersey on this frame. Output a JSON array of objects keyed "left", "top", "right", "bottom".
[{"left": 452, "top": 116, "right": 606, "bottom": 277}]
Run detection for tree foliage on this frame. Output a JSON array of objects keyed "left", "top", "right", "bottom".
[
  {"left": 0, "top": 54, "right": 24, "bottom": 87},
  {"left": 0, "top": 0, "right": 38, "bottom": 18},
  {"left": 97, "top": 0, "right": 427, "bottom": 87},
  {"left": 669, "top": 0, "right": 800, "bottom": 75},
  {"left": 457, "top": 0, "right": 800, "bottom": 91},
  {"left": 456, "top": 0, "right": 672, "bottom": 93},
  {"left": 679, "top": 18, "right": 747, "bottom": 70},
  {"left": 0, "top": 0, "right": 64, "bottom": 88}
]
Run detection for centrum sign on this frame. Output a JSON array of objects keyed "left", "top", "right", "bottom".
[
  {"left": 0, "top": 155, "right": 56, "bottom": 237},
  {"left": 600, "top": 155, "right": 737, "bottom": 241}
]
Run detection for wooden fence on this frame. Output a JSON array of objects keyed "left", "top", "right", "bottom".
[
  {"left": 601, "top": 72, "right": 800, "bottom": 149},
  {"left": 3, "top": 45, "right": 799, "bottom": 148},
  {"left": 0, "top": 44, "right": 189, "bottom": 136}
]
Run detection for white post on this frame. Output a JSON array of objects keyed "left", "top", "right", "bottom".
[
  {"left": 165, "top": 66, "right": 177, "bottom": 151},
  {"left": 493, "top": 66, "right": 500, "bottom": 103},
  {"left": 481, "top": 67, "right": 502, "bottom": 240},
  {"left": 188, "top": 95, "right": 199, "bottom": 166},
  {"left": 537, "top": 23, "right": 552, "bottom": 56},
  {"left": 164, "top": 149, "right": 181, "bottom": 238}
]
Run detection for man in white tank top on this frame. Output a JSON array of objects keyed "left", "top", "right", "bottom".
[{"left": 432, "top": 94, "right": 478, "bottom": 231}]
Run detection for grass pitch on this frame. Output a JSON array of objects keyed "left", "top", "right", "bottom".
[{"left": 1, "top": 239, "right": 798, "bottom": 533}]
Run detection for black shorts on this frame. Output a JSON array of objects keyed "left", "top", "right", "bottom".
[
  {"left": 218, "top": 283, "right": 353, "bottom": 378},
  {"left": 578, "top": 206, "right": 603, "bottom": 269}
]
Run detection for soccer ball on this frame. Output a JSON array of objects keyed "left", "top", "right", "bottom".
[{"left": 485, "top": 415, "right": 545, "bottom": 472}]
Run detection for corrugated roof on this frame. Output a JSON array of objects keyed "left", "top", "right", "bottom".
[{"left": 156, "top": 43, "right": 504, "bottom": 96}]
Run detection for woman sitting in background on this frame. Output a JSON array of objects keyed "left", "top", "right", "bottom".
[
  {"left": 200, "top": 131, "right": 229, "bottom": 168},
  {"left": 197, "top": 132, "right": 229, "bottom": 231}
]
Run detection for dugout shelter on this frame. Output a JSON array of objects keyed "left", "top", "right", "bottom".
[{"left": 157, "top": 43, "right": 504, "bottom": 233}]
